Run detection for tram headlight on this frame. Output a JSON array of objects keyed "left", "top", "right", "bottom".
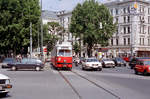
[
  {"left": 148, "top": 67, "right": 150, "bottom": 70},
  {"left": 58, "top": 58, "right": 61, "bottom": 61}
]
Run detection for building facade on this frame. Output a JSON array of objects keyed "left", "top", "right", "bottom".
[
  {"left": 47, "top": 0, "right": 150, "bottom": 58},
  {"left": 105, "top": 0, "right": 150, "bottom": 57},
  {"left": 42, "top": 10, "right": 59, "bottom": 24},
  {"left": 57, "top": 11, "right": 72, "bottom": 41}
]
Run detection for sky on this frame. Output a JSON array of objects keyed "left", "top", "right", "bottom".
[{"left": 42, "top": 0, "right": 114, "bottom": 11}]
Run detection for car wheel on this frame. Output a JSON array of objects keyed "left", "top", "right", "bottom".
[
  {"left": 134, "top": 69, "right": 138, "bottom": 74},
  {"left": 143, "top": 70, "right": 148, "bottom": 76},
  {"left": 82, "top": 67, "right": 85, "bottom": 70},
  {"left": 11, "top": 66, "right": 16, "bottom": 71},
  {"left": 35, "top": 67, "right": 41, "bottom": 71},
  {"left": 124, "top": 64, "right": 126, "bottom": 67},
  {"left": 98, "top": 68, "right": 102, "bottom": 71},
  {"left": 0, "top": 92, "right": 7, "bottom": 97},
  {"left": 68, "top": 67, "right": 72, "bottom": 71}
]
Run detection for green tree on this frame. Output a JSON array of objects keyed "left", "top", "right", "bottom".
[
  {"left": 0, "top": 0, "right": 41, "bottom": 56},
  {"left": 45, "top": 22, "right": 64, "bottom": 54},
  {"left": 47, "top": 22, "right": 65, "bottom": 40},
  {"left": 70, "top": 0, "right": 116, "bottom": 57},
  {"left": 73, "top": 42, "right": 81, "bottom": 55}
]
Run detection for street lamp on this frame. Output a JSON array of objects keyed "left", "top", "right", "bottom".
[{"left": 40, "top": 0, "right": 44, "bottom": 61}]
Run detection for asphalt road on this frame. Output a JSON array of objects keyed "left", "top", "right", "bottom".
[{"left": 0, "top": 63, "right": 150, "bottom": 99}]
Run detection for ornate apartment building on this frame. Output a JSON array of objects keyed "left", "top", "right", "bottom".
[
  {"left": 44, "top": 0, "right": 150, "bottom": 57},
  {"left": 105, "top": 0, "right": 150, "bottom": 57}
]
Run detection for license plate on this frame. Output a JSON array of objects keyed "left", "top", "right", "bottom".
[
  {"left": 63, "top": 65, "right": 67, "bottom": 67},
  {"left": 93, "top": 66, "right": 98, "bottom": 68},
  {"left": 0, "top": 86, "right": 2, "bottom": 90}
]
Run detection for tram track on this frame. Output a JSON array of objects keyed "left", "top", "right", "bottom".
[
  {"left": 58, "top": 70, "right": 121, "bottom": 99},
  {"left": 58, "top": 71, "right": 82, "bottom": 99}
]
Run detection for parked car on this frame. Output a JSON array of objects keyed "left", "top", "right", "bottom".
[
  {"left": 1, "top": 58, "right": 16, "bottom": 68},
  {"left": 129, "top": 57, "right": 150, "bottom": 69},
  {"left": 0, "top": 74, "right": 12, "bottom": 97},
  {"left": 82, "top": 58, "right": 102, "bottom": 71},
  {"left": 113, "top": 57, "right": 126, "bottom": 66},
  {"left": 8, "top": 58, "right": 44, "bottom": 71},
  {"left": 122, "top": 57, "right": 130, "bottom": 62},
  {"left": 134, "top": 59, "right": 150, "bottom": 75},
  {"left": 102, "top": 58, "right": 115, "bottom": 68}
]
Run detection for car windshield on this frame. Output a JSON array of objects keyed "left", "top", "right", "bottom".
[
  {"left": 86, "top": 59, "right": 99, "bottom": 62},
  {"left": 116, "top": 58, "right": 122, "bottom": 61},
  {"left": 144, "top": 61, "right": 150, "bottom": 65},
  {"left": 103, "top": 59, "right": 112, "bottom": 61},
  {"left": 3, "top": 58, "right": 15, "bottom": 63}
]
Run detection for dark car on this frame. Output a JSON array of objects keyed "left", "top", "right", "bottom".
[
  {"left": 113, "top": 57, "right": 126, "bottom": 67},
  {"left": 129, "top": 57, "right": 150, "bottom": 69},
  {"left": 1, "top": 58, "right": 16, "bottom": 68},
  {"left": 8, "top": 58, "right": 44, "bottom": 71}
]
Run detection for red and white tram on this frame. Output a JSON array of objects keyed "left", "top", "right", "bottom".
[{"left": 51, "top": 42, "right": 72, "bottom": 70}]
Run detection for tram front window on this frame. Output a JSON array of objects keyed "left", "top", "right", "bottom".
[{"left": 58, "top": 50, "right": 72, "bottom": 56}]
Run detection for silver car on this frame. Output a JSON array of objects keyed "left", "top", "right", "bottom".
[
  {"left": 0, "top": 74, "right": 12, "bottom": 97},
  {"left": 102, "top": 58, "right": 115, "bottom": 68},
  {"left": 82, "top": 58, "right": 102, "bottom": 71}
]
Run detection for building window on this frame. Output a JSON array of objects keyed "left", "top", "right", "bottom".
[
  {"left": 141, "top": 25, "right": 144, "bottom": 34},
  {"left": 148, "top": 26, "right": 150, "bottom": 34},
  {"left": 124, "top": 38, "right": 126, "bottom": 45},
  {"left": 128, "top": 6, "right": 130, "bottom": 13},
  {"left": 140, "top": 38, "right": 144, "bottom": 45},
  {"left": 148, "top": 8, "right": 150, "bottom": 15},
  {"left": 148, "top": 39, "right": 150, "bottom": 45},
  {"left": 116, "top": 9, "right": 118, "bottom": 15},
  {"left": 140, "top": 6, "right": 145, "bottom": 13},
  {"left": 68, "top": 17, "right": 70, "bottom": 23},
  {"left": 116, "top": 17, "right": 118, "bottom": 23},
  {"left": 128, "top": 38, "right": 130, "bottom": 45},
  {"left": 127, "top": 16, "right": 130, "bottom": 23},
  {"left": 116, "top": 39, "right": 118, "bottom": 45},
  {"left": 111, "top": 39, "right": 113, "bottom": 45},
  {"left": 111, "top": 9, "right": 113, "bottom": 15},
  {"left": 116, "top": 26, "right": 119, "bottom": 34},
  {"left": 124, "top": 16, "right": 126, "bottom": 23},
  {"left": 128, "top": 26, "right": 130, "bottom": 33},
  {"left": 148, "top": 16, "right": 150, "bottom": 24},
  {"left": 123, "top": 8, "right": 126, "bottom": 14},
  {"left": 124, "top": 27, "right": 126, "bottom": 34}
]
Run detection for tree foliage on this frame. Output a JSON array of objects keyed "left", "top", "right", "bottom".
[
  {"left": 70, "top": 0, "right": 116, "bottom": 57},
  {"left": 45, "top": 22, "right": 64, "bottom": 53},
  {"left": 73, "top": 42, "right": 81, "bottom": 55},
  {"left": 0, "top": 0, "right": 41, "bottom": 55}
]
